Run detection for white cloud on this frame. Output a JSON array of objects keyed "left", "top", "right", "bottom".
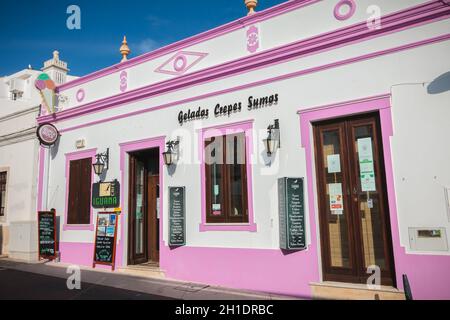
[{"left": 135, "top": 38, "right": 160, "bottom": 55}]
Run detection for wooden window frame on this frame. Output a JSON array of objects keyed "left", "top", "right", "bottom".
[
  {"left": 204, "top": 134, "right": 249, "bottom": 224},
  {"left": 198, "top": 120, "right": 257, "bottom": 232}
]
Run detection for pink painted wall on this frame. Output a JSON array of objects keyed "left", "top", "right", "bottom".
[
  {"left": 160, "top": 245, "right": 318, "bottom": 298},
  {"left": 57, "top": 96, "right": 450, "bottom": 299},
  {"left": 59, "top": 242, "right": 111, "bottom": 270},
  {"left": 60, "top": 242, "right": 93, "bottom": 267}
]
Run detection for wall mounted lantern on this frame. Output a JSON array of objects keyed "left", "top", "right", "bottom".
[
  {"left": 93, "top": 148, "right": 109, "bottom": 177},
  {"left": 163, "top": 138, "right": 180, "bottom": 166},
  {"left": 263, "top": 119, "right": 280, "bottom": 156}
]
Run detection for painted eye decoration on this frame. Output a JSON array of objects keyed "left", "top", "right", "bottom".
[{"left": 155, "top": 51, "right": 208, "bottom": 76}]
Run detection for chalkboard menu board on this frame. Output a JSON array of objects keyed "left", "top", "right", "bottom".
[
  {"left": 93, "top": 212, "right": 118, "bottom": 270},
  {"left": 169, "top": 187, "right": 186, "bottom": 246},
  {"left": 38, "top": 211, "right": 57, "bottom": 260},
  {"left": 278, "top": 178, "right": 306, "bottom": 250}
]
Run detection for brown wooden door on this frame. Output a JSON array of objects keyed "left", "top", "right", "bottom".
[
  {"left": 147, "top": 175, "right": 159, "bottom": 263},
  {"left": 313, "top": 113, "right": 396, "bottom": 286},
  {"left": 129, "top": 155, "right": 148, "bottom": 265},
  {"left": 128, "top": 152, "right": 160, "bottom": 265}
]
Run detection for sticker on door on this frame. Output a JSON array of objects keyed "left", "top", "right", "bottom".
[{"left": 329, "top": 183, "right": 344, "bottom": 214}]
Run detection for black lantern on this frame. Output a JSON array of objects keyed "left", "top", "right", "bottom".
[
  {"left": 93, "top": 148, "right": 109, "bottom": 177},
  {"left": 163, "top": 139, "right": 180, "bottom": 166},
  {"left": 263, "top": 119, "right": 280, "bottom": 156}
]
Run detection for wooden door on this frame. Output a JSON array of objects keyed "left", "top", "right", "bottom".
[
  {"left": 147, "top": 175, "right": 160, "bottom": 263},
  {"left": 313, "top": 113, "right": 396, "bottom": 286},
  {"left": 128, "top": 155, "right": 148, "bottom": 265}
]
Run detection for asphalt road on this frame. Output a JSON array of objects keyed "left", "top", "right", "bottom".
[{"left": 0, "top": 267, "right": 173, "bottom": 300}]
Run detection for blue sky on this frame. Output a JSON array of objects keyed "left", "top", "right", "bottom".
[{"left": 0, "top": 0, "right": 286, "bottom": 77}]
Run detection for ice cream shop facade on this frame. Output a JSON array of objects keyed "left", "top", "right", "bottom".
[{"left": 35, "top": 0, "right": 450, "bottom": 299}]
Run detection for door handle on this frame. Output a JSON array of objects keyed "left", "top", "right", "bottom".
[{"left": 353, "top": 187, "right": 358, "bottom": 202}]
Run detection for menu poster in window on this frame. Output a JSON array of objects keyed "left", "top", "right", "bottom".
[
  {"left": 38, "top": 211, "right": 57, "bottom": 260},
  {"left": 93, "top": 212, "right": 118, "bottom": 270},
  {"left": 169, "top": 187, "right": 186, "bottom": 247},
  {"left": 358, "top": 137, "right": 376, "bottom": 192},
  {"left": 278, "top": 177, "right": 306, "bottom": 250},
  {"left": 327, "top": 154, "right": 341, "bottom": 173},
  {"left": 329, "top": 183, "right": 344, "bottom": 215}
]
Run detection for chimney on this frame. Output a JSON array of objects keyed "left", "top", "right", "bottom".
[{"left": 41, "top": 50, "right": 69, "bottom": 85}]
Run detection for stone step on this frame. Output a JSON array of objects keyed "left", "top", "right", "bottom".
[
  {"left": 310, "top": 282, "right": 405, "bottom": 300},
  {"left": 117, "top": 263, "right": 165, "bottom": 279}
]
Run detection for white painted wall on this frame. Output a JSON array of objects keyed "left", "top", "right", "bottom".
[
  {"left": 0, "top": 53, "right": 77, "bottom": 259},
  {"left": 0, "top": 117, "right": 40, "bottom": 258},
  {"left": 391, "top": 84, "right": 450, "bottom": 254},
  {"left": 0, "top": 69, "right": 42, "bottom": 257},
  {"left": 47, "top": 23, "right": 450, "bottom": 259}
]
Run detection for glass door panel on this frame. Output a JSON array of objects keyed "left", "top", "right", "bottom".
[
  {"left": 226, "top": 133, "right": 247, "bottom": 220},
  {"left": 134, "top": 160, "right": 145, "bottom": 256},
  {"left": 315, "top": 123, "right": 355, "bottom": 276},
  {"left": 347, "top": 118, "right": 395, "bottom": 283}
]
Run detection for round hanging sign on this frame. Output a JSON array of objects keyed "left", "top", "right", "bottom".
[{"left": 37, "top": 123, "right": 60, "bottom": 146}]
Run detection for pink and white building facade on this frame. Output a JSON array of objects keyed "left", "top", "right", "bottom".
[{"left": 35, "top": 0, "right": 450, "bottom": 299}]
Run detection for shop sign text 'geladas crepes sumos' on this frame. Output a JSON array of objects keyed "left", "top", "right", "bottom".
[{"left": 177, "top": 93, "right": 279, "bottom": 125}]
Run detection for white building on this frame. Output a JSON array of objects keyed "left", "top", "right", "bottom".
[
  {"left": 0, "top": 51, "right": 76, "bottom": 259},
  {"left": 32, "top": 0, "right": 450, "bottom": 299}
]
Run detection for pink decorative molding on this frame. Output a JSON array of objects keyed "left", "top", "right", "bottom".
[
  {"left": 334, "top": 0, "right": 356, "bottom": 21},
  {"left": 155, "top": 51, "right": 208, "bottom": 76},
  {"left": 247, "top": 25, "right": 260, "bottom": 53},
  {"left": 39, "top": 1, "right": 450, "bottom": 126},
  {"left": 37, "top": 147, "right": 46, "bottom": 211},
  {"left": 197, "top": 119, "right": 257, "bottom": 232},
  {"left": 56, "top": 0, "right": 320, "bottom": 92},
  {"left": 76, "top": 88, "right": 85, "bottom": 103},
  {"left": 118, "top": 136, "right": 166, "bottom": 267},
  {"left": 63, "top": 148, "right": 97, "bottom": 231},
  {"left": 119, "top": 70, "right": 128, "bottom": 93},
  {"left": 55, "top": 33, "right": 450, "bottom": 136}
]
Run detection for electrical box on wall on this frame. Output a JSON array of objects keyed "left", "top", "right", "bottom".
[
  {"left": 75, "top": 139, "right": 85, "bottom": 149},
  {"left": 409, "top": 227, "right": 449, "bottom": 252}
]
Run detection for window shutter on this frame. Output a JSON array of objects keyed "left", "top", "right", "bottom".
[
  {"left": 79, "top": 158, "right": 92, "bottom": 224},
  {"left": 67, "top": 158, "right": 92, "bottom": 224}
]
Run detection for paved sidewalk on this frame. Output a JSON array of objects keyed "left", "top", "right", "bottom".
[
  {"left": 0, "top": 258, "right": 302, "bottom": 300},
  {"left": 0, "top": 268, "right": 172, "bottom": 300}
]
